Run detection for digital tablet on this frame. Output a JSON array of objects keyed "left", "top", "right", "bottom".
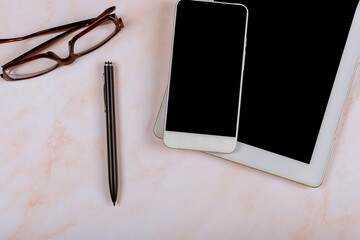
[{"left": 154, "top": 0, "right": 360, "bottom": 187}]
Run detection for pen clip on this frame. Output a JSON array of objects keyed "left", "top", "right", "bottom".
[{"left": 102, "top": 73, "right": 107, "bottom": 113}]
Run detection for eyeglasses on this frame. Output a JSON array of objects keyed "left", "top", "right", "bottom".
[{"left": 0, "top": 6, "right": 124, "bottom": 81}]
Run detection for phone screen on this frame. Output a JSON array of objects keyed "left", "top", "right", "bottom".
[
  {"left": 216, "top": 0, "right": 358, "bottom": 163},
  {"left": 166, "top": 1, "right": 248, "bottom": 137}
]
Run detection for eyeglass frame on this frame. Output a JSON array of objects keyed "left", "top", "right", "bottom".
[{"left": 0, "top": 6, "right": 124, "bottom": 81}]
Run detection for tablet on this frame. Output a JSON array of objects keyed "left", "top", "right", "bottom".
[{"left": 154, "top": 0, "right": 360, "bottom": 187}]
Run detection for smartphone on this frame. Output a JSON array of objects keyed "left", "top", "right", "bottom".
[{"left": 163, "top": 0, "right": 248, "bottom": 153}]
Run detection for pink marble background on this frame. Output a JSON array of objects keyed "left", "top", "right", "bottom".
[{"left": 0, "top": 0, "right": 360, "bottom": 239}]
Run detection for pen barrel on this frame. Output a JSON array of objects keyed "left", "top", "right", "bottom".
[{"left": 104, "top": 62, "right": 118, "bottom": 204}]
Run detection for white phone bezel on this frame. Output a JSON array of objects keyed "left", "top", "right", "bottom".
[
  {"left": 163, "top": 0, "right": 249, "bottom": 153},
  {"left": 155, "top": 1, "right": 360, "bottom": 187}
]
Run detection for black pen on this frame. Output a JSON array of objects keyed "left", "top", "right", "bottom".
[{"left": 103, "top": 61, "right": 118, "bottom": 206}]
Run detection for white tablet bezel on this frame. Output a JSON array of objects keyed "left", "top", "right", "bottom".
[
  {"left": 163, "top": 0, "right": 248, "bottom": 154},
  {"left": 155, "top": 1, "right": 360, "bottom": 187}
]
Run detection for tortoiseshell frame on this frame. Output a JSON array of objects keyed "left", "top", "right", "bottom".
[{"left": 0, "top": 6, "right": 124, "bottom": 81}]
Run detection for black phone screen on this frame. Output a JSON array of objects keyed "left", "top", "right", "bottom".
[
  {"left": 166, "top": 1, "right": 248, "bottom": 138},
  {"left": 215, "top": 0, "right": 358, "bottom": 163}
]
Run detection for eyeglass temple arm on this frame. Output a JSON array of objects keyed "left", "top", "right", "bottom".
[{"left": 0, "top": 14, "right": 116, "bottom": 44}]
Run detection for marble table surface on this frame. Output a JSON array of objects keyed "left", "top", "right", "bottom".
[{"left": 1, "top": 0, "right": 360, "bottom": 239}]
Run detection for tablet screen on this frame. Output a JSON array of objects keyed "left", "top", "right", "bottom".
[{"left": 217, "top": 0, "right": 358, "bottom": 163}]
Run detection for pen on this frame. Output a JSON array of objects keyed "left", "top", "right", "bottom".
[{"left": 103, "top": 61, "right": 118, "bottom": 206}]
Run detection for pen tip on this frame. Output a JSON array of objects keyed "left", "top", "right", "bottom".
[{"left": 113, "top": 202, "right": 116, "bottom": 206}]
